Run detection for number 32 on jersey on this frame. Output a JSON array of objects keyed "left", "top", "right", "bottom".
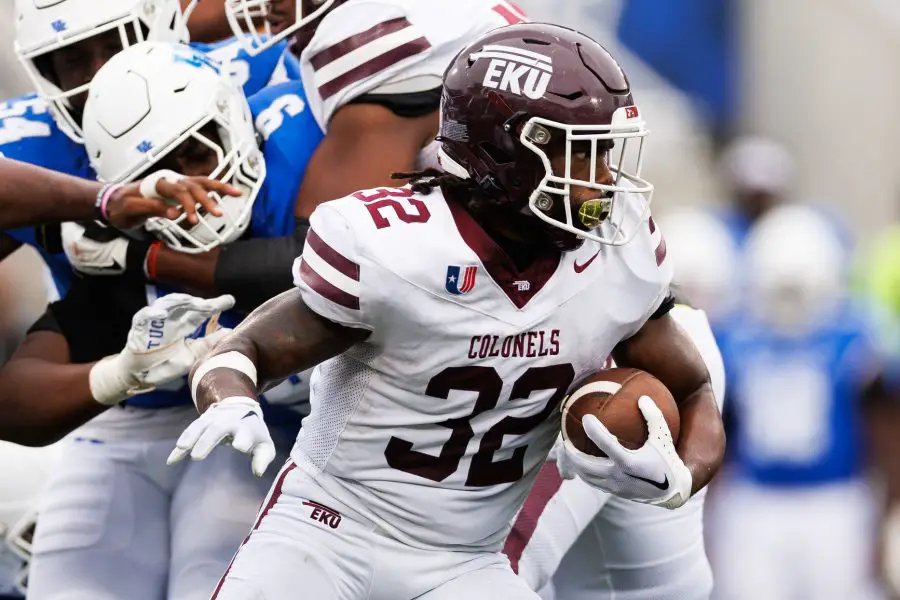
[{"left": 386, "top": 364, "right": 575, "bottom": 487}]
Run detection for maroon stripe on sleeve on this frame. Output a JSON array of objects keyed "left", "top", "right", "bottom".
[
  {"left": 309, "top": 17, "right": 412, "bottom": 70},
  {"left": 299, "top": 258, "right": 360, "bottom": 310},
  {"left": 492, "top": 3, "right": 526, "bottom": 24},
  {"left": 307, "top": 228, "right": 360, "bottom": 281},
  {"left": 317, "top": 37, "right": 431, "bottom": 100}
]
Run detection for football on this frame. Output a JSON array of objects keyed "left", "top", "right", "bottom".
[{"left": 561, "top": 367, "right": 680, "bottom": 457}]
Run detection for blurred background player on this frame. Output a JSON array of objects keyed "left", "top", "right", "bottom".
[
  {"left": 708, "top": 204, "right": 883, "bottom": 600},
  {"left": 715, "top": 135, "right": 794, "bottom": 245}
]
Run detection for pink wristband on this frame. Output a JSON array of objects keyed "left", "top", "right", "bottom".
[{"left": 99, "top": 183, "right": 124, "bottom": 221}]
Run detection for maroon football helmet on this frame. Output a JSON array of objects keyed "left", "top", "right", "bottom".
[
  {"left": 438, "top": 23, "right": 652, "bottom": 247},
  {"left": 225, "top": 0, "right": 347, "bottom": 56}
]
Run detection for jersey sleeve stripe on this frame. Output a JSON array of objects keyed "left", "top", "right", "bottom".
[
  {"left": 307, "top": 228, "right": 360, "bottom": 281},
  {"left": 316, "top": 36, "right": 432, "bottom": 101},
  {"left": 492, "top": 2, "right": 528, "bottom": 24},
  {"left": 502, "top": 463, "right": 563, "bottom": 574},
  {"left": 301, "top": 241, "right": 361, "bottom": 298},
  {"left": 309, "top": 17, "right": 413, "bottom": 70},
  {"left": 296, "top": 257, "right": 361, "bottom": 310},
  {"left": 311, "top": 22, "right": 432, "bottom": 101}
]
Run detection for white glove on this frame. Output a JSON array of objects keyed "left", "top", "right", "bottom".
[
  {"left": 61, "top": 221, "right": 132, "bottom": 275},
  {"left": 89, "top": 293, "right": 235, "bottom": 405},
  {"left": 558, "top": 396, "right": 693, "bottom": 509},
  {"left": 167, "top": 397, "right": 276, "bottom": 477}
]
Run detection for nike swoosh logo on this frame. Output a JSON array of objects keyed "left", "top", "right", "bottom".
[
  {"left": 573, "top": 250, "right": 600, "bottom": 273},
  {"left": 240, "top": 411, "right": 256, "bottom": 420},
  {"left": 626, "top": 471, "right": 669, "bottom": 491}
]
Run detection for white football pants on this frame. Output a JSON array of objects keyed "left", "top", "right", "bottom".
[
  {"left": 508, "top": 463, "right": 713, "bottom": 600},
  {"left": 707, "top": 476, "right": 882, "bottom": 600},
  {"left": 212, "top": 460, "right": 540, "bottom": 600},
  {"left": 27, "top": 406, "right": 279, "bottom": 600}
]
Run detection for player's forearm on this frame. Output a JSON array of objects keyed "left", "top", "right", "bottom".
[
  {"left": 0, "top": 159, "right": 100, "bottom": 229},
  {"left": 153, "top": 245, "right": 220, "bottom": 297},
  {"left": 675, "top": 383, "right": 725, "bottom": 495},
  {"left": 155, "top": 235, "right": 303, "bottom": 312},
  {"left": 190, "top": 289, "right": 368, "bottom": 411},
  {"left": 0, "top": 358, "right": 105, "bottom": 446}
]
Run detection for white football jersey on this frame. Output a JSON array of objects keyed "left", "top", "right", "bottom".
[
  {"left": 300, "top": 0, "right": 526, "bottom": 131},
  {"left": 291, "top": 185, "right": 671, "bottom": 550}
]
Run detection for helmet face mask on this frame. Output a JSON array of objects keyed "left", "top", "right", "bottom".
[
  {"left": 438, "top": 23, "right": 653, "bottom": 251},
  {"left": 14, "top": 0, "right": 189, "bottom": 143},
  {"left": 139, "top": 111, "right": 267, "bottom": 253},
  {"left": 225, "top": 0, "right": 340, "bottom": 56},
  {"left": 82, "top": 42, "right": 265, "bottom": 254},
  {"left": 520, "top": 111, "right": 651, "bottom": 247}
]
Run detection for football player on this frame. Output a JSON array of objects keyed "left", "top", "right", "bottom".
[
  {"left": 174, "top": 24, "right": 726, "bottom": 600},
  {"left": 2, "top": 0, "right": 297, "bottom": 296},
  {"left": 225, "top": 0, "right": 528, "bottom": 218},
  {"left": 9, "top": 42, "right": 322, "bottom": 600},
  {"left": 0, "top": 292, "right": 231, "bottom": 598},
  {"left": 507, "top": 211, "right": 739, "bottom": 600},
  {"left": 63, "top": 0, "right": 527, "bottom": 304},
  {"left": 0, "top": 158, "right": 235, "bottom": 230},
  {"left": 709, "top": 204, "right": 881, "bottom": 599}
]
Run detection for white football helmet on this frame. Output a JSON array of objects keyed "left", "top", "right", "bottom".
[
  {"left": 655, "top": 208, "right": 739, "bottom": 322},
  {"left": 13, "top": 0, "right": 194, "bottom": 144},
  {"left": 226, "top": 0, "right": 339, "bottom": 56},
  {"left": 0, "top": 442, "right": 61, "bottom": 596},
  {"left": 745, "top": 204, "right": 848, "bottom": 333},
  {"left": 82, "top": 42, "right": 266, "bottom": 253}
]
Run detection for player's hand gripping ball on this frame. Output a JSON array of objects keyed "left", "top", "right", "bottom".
[{"left": 562, "top": 368, "right": 680, "bottom": 455}]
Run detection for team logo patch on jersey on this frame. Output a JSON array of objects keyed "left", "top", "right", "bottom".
[
  {"left": 472, "top": 44, "right": 553, "bottom": 99},
  {"left": 136, "top": 140, "right": 153, "bottom": 153},
  {"left": 51, "top": 19, "right": 67, "bottom": 33},
  {"left": 446, "top": 265, "right": 478, "bottom": 295}
]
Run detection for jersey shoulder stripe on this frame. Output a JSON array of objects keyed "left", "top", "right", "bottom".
[
  {"left": 294, "top": 228, "right": 361, "bottom": 310},
  {"left": 308, "top": 16, "right": 432, "bottom": 100},
  {"left": 491, "top": 1, "right": 528, "bottom": 24}
]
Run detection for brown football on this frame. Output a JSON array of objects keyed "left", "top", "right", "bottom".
[{"left": 561, "top": 367, "right": 680, "bottom": 457}]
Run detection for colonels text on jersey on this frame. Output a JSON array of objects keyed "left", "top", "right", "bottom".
[{"left": 292, "top": 184, "right": 671, "bottom": 551}]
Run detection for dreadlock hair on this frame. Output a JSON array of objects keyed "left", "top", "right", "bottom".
[{"left": 391, "top": 168, "right": 480, "bottom": 197}]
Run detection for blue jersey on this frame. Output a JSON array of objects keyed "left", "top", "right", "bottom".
[
  {"left": 717, "top": 306, "right": 876, "bottom": 486},
  {"left": 0, "top": 37, "right": 299, "bottom": 296},
  {"left": 125, "top": 80, "right": 323, "bottom": 423}
]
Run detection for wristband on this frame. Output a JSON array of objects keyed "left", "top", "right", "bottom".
[
  {"left": 142, "top": 241, "right": 163, "bottom": 281},
  {"left": 95, "top": 183, "right": 123, "bottom": 223},
  {"left": 190, "top": 350, "right": 258, "bottom": 404}
]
